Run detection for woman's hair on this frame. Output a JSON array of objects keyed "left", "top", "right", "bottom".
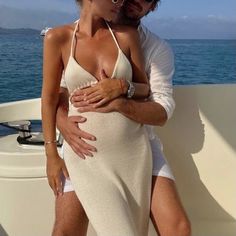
[
  {"left": 154, "top": 0, "right": 161, "bottom": 7},
  {"left": 75, "top": 0, "right": 161, "bottom": 9},
  {"left": 75, "top": 0, "right": 82, "bottom": 6},
  {"left": 75, "top": 0, "right": 161, "bottom": 6},
  {"left": 151, "top": 0, "right": 161, "bottom": 12}
]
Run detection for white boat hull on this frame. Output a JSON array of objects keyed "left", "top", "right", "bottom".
[{"left": 0, "top": 85, "right": 235, "bottom": 236}]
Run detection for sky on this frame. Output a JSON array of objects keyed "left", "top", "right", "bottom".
[
  {"left": 0, "top": 0, "right": 235, "bottom": 19},
  {"left": 0, "top": 0, "right": 235, "bottom": 39},
  {"left": 156, "top": 0, "right": 236, "bottom": 19}
]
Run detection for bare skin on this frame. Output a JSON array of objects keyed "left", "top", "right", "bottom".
[
  {"left": 42, "top": 0, "right": 149, "bottom": 197},
  {"left": 55, "top": 91, "right": 191, "bottom": 236},
  {"left": 52, "top": 192, "right": 89, "bottom": 236},
  {"left": 42, "top": 0, "right": 154, "bottom": 235},
  {"left": 52, "top": 1, "right": 191, "bottom": 236},
  {"left": 53, "top": 176, "right": 190, "bottom": 236},
  {"left": 150, "top": 176, "right": 191, "bottom": 236}
]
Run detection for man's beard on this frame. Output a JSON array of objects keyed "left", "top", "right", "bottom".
[
  {"left": 114, "top": 6, "right": 141, "bottom": 26},
  {"left": 125, "top": 0, "right": 143, "bottom": 18}
]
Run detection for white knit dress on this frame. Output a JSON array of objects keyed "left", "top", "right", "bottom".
[{"left": 63, "top": 21, "right": 152, "bottom": 236}]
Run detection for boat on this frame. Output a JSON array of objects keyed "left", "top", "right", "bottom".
[
  {"left": 40, "top": 27, "right": 52, "bottom": 36},
  {"left": 0, "top": 85, "right": 236, "bottom": 236}
]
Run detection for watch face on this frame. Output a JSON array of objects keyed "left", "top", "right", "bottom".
[
  {"left": 127, "top": 81, "right": 135, "bottom": 98},
  {"left": 130, "top": 85, "right": 135, "bottom": 97}
]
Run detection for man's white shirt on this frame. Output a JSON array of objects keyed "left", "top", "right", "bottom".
[
  {"left": 60, "top": 24, "right": 175, "bottom": 142},
  {"left": 138, "top": 24, "right": 175, "bottom": 140},
  {"left": 59, "top": 23, "right": 175, "bottom": 179}
]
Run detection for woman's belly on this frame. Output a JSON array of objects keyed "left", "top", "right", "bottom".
[
  {"left": 68, "top": 107, "right": 148, "bottom": 153},
  {"left": 65, "top": 107, "right": 152, "bottom": 185}
]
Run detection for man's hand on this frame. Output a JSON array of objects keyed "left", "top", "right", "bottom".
[
  {"left": 59, "top": 115, "right": 97, "bottom": 159},
  {"left": 75, "top": 97, "right": 125, "bottom": 113},
  {"left": 71, "top": 70, "right": 126, "bottom": 108}
]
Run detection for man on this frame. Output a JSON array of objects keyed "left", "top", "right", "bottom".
[{"left": 54, "top": 0, "right": 191, "bottom": 235}]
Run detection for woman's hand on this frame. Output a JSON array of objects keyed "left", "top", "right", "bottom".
[
  {"left": 46, "top": 154, "right": 69, "bottom": 197},
  {"left": 71, "top": 70, "right": 126, "bottom": 108}
]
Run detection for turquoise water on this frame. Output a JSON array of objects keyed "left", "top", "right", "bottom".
[{"left": 0, "top": 31, "right": 236, "bottom": 103}]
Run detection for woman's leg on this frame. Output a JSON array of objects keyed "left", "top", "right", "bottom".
[
  {"left": 150, "top": 176, "right": 191, "bottom": 236},
  {"left": 52, "top": 191, "right": 89, "bottom": 236},
  {"left": 52, "top": 176, "right": 191, "bottom": 236}
]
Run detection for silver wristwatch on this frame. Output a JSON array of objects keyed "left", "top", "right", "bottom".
[{"left": 126, "top": 80, "right": 135, "bottom": 98}]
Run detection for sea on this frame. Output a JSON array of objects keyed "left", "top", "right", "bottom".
[{"left": 0, "top": 30, "right": 236, "bottom": 103}]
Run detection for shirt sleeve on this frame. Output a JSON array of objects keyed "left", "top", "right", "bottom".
[
  {"left": 148, "top": 40, "right": 175, "bottom": 119},
  {"left": 60, "top": 71, "right": 67, "bottom": 88}
]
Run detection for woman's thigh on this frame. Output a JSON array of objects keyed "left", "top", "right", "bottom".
[{"left": 53, "top": 191, "right": 89, "bottom": 236}]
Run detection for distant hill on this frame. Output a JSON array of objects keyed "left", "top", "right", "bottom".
[
  {"left": 0, "top": 5, "right": 77, "bottom": 30},
  {"left": 143, "top": 17, "right": 236, "bottom": 40},
  {"left": 0, "top": 27, "right": 39, "bottom": 35},
  {"left": 0, "top": 4, "right": 235, "bottom": 39}
]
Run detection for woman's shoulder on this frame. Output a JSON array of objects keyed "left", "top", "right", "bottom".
[{"left": 44, "top": 23, "right": 76, "bottom": 44}]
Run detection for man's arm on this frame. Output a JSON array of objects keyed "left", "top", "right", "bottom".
[
  {"left": 115, "top": 98, "right": 167, "bottom": 126},
  {"left": 147, "top": 39, "right": 175, "bottom": 121},
  {"left": 56, "top": 87, "right": 69, "bottom": 126},
  {"left": 76, "top": 97, "right": 167, "bottom": 126},
  {"left": 56, "top": 85, "right": 97, "bottom": 158},
  {"left": 75, "top": 39, "right": 175, "bottom": 126},
  {"left": 118, "top": 39, "right": 175, "bottom": 126}
]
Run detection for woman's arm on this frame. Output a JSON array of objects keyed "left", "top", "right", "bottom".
[
  {"left": 41, "top": 28, "right": 69, "bottom": 197},
  {"left": 42, "top": 29, "right": 63, "bottom": 147}
]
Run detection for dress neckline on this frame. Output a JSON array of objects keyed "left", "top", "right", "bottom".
[{"left": 67, "top": 20, "right": 122, "bottom": 82}]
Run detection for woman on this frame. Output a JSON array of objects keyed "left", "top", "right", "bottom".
[{"left": 41, "top": 0, "right": 152, "bottom": 235}]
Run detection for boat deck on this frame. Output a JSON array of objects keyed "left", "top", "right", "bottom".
[{"left": 0, "top": 85, "right": 236, "bottom": 236}]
